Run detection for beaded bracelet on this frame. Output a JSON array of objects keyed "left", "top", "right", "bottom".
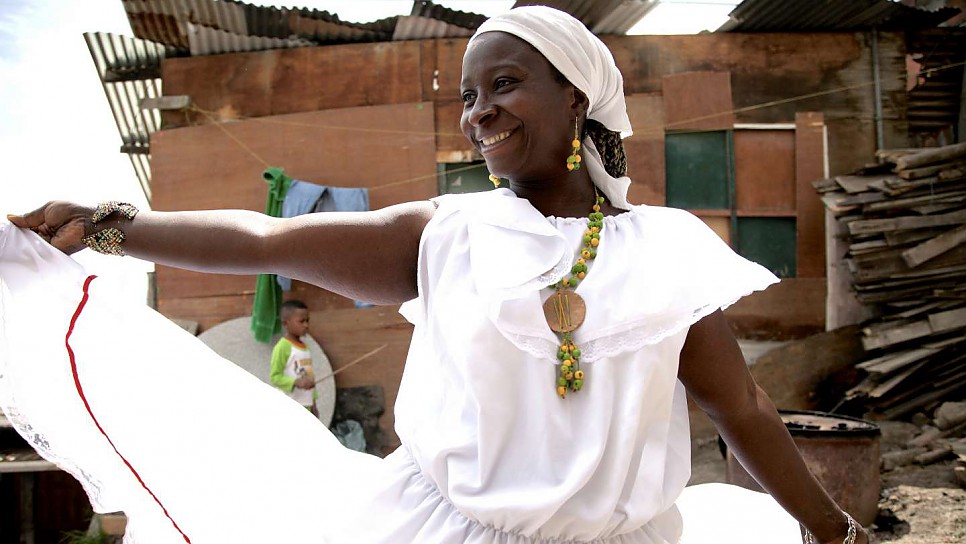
[
  {"left": 81, "top": 201, "right": 139, "bottom": 256},
  {"left": 804, "top": 511, "right": 857, "bottom": 544}
]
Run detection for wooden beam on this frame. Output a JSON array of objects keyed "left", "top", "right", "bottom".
[
  {"left": 140, "top": 95, "right": 191, "bottom": 111},
  {"left": 848, "top": 209, "right": 966, "bottom": 235},
  {"left": 902, "top": 225, "right": 966, "bottom": 268},
  {"left": 894, "top": 142, "right": 966, "bottom": 171}
]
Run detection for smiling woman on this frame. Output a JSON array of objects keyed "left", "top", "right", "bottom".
[{"left": 1, "top": 6, "right": 867, "bottom": 544}]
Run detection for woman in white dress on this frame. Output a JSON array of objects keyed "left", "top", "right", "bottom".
[{"left": 2, "top": 6, "right": 869, "bottom": 544}]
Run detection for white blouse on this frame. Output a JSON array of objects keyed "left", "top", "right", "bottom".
[{"left": 393, "top": 189, "right": 780, "bottom": 542}]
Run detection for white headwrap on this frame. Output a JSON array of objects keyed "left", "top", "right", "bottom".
[{"left": 469, "top": 6, "right": 634, "bottom": 209}]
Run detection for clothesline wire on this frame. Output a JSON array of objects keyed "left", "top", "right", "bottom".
[{"left": 188, "top": 59, "right": 966, "bottom": 192}]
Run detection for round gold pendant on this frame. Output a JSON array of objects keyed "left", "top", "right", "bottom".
[{"left": 543, "top": 289, "right": 586, "bottom": 333}]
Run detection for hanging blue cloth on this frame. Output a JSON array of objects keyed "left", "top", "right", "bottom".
[
  {"left": 283, "top": 181, "right": 328, "bottom": 218},
  {"left": 313, "top": 187, "right": 370, "bottom": 214},
  {"left": 277, "top": 181, "right": 370, "bottom": 291}
]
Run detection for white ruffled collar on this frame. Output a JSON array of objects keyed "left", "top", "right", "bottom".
[{"left": 414, "top": 189, "right": 779, "bottom": 363}]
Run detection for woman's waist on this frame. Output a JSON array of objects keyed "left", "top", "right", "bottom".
[{"left": 398, "top": 439, "right": 687, "bottom": 541}]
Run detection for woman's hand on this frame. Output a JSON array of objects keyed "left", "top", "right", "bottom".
[{"left": 7, "top": 201, "right": 93, "bottom": 254}]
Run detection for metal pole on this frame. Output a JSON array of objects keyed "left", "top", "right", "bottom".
[{"left": 871, "top": 28, "right": 885, "bottom": 151}]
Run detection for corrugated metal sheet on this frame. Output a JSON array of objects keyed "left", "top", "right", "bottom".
[
  {"left": 513, "top": 0, "right": 659, "bottom": 34},
  {"left": 121, "top": 0, "right": 663, "bottom": 53},
  {"left": 718, "top": 0, "right": 959, "bottom": 32},
  {"left": 392, "top": 16, "right": 474, "bottom": 40},
  {"left": 409, "top": 1, "right": 487, "bottom": 29},
  {"left": 287, "top": 9, "right": 388, "bottom": 44},
  {"left": 186, "top": 22, "right": 311, "bottom": 55},
  {"left": 84, "top": 31, "right": 172, "bottom": 202}
]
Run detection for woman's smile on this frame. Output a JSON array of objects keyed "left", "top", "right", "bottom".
[{"left": 479, "top": 129, "right": 517, "bottom": 153}]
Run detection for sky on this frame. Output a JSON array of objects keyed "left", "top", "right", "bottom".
[{"left": 0, "top": 0, "right": 738, "bottom": 304}]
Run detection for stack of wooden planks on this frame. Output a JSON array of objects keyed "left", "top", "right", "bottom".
[{"left": 815, "top": 142, "right": 966, "bottom": 419}]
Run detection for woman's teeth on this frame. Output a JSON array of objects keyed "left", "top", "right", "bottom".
[{"left": 481, "top": 131, "right": 512, "bottom": 146}]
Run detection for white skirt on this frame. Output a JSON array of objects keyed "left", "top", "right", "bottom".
[{"left": 0, "top": 223, "right": 801, "bottom": 543}]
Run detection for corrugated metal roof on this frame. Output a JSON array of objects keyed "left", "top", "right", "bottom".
[
  {"left": 513, "top": 0, "right": 659, "bottom": 34},
  {"left": 287, "top": 9, "right": 387, "bottom": 44},
  {"left": 392, "top": 16, "right": 474, "bottom": 40},
  {"left": 409, "top": 0, "right": 487, "bottom": 29},
  {"left": 718, "top": 0, "right": 959, "bottom": 32},
  {"left": 186, "top": 22, "right": 312, "bottom": 55},
  {"left": 84, "top": 31, "right": 173, "bottom": 202},
  {"left": 120, "top": 0, "right": 665, "bottom": 53}
]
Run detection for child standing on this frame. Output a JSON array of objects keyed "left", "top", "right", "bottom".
[{"left": 270, "top": 300, "right": 318, "bottom": 417}]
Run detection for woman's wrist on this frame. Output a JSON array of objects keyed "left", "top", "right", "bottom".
[
  {"left": 804, "top": 511, "right": 858, "bottom": 544},
  {"left": 82, "top": 201, "right": 139, "bottom": 255}
]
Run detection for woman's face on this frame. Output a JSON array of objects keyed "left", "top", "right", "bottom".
[{"left": 460, "top": 32, "right": 581, "bottom": 182}]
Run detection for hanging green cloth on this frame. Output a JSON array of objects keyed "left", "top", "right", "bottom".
[{"left": 251, "top": 167, "right": 293, "bottom": 343}]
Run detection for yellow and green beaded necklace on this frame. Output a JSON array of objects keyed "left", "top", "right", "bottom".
[{"left": 542, "top": 191, "right": 606, "bottom": 399}]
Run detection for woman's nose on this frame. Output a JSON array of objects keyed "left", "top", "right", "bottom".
[{"left": 468, "top": 96, "right": 497, "bottom": 127}]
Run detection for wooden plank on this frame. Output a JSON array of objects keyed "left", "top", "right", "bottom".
[
  {"left": 911, "top": 202, "right": 966, "bottom": 215},
  {"left": 661, "top": 71, "right": 734, "bottom": 131},
  {"left": 734, "top": 129, "right": 796, "bottom": 212},
  {"left": 856, "top": 347, "right": 938, "bottom": 373},
  {"left": 854, "top": 247, "right": 966, "bottom": 282},
  {"left": 897, "top": 159, "right": 966, "bottom": 180},
  {"left": 140, "top": 95, "right": 191, "bottom": 110},
  {"left": 885, "top": 227, "right": 950, "bottom": 246},
  {"left": 160, "top": 41, "right": 425, "bottom": 128},
  {"left": 434, "top": 100, "right": 470, "bottom": 153},
  {"left": 902, "top": 224, "right": 966, "bottom": 268},
  {"left": 796, "top": 112, "right": 827, "bottom": 278},
  {"left": 928, "top": 306, "right": 966, "bottom": 333},
  {"left": 939, "top": 166, "right": 966, "bottom": 181},
  {"left": 848, "top": 209, "right": 966, "bottom": 235},
  {"left": 625, "top": 93, "right": 666, "bottom": 206},
  {"left": 868, "top": 361, "right": 929, "bottom": 398},
  {"left": 834, "top": 175, "right": 888, "bottom": 194},
  {"left": 861, "top": 319, "right": 932, "bottom": 350},
  {"left": 812, "top": 178, "right": 839, "bottom": 193},
  {"left": 863, "top": 191, "right": 966, "bottom": 213},
  {"left": 877, "top": 148, "right": 923, "bottom": 163},
  {"left": 894, "top": 142, "right": 966, "bottom": 171}
]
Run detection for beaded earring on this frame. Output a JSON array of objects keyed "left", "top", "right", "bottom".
[
  {"left": 488, "top": 174, "right": 501, "bottom": 188},
  {"left": 566, "top": 117, "right": 582, "bottom": 171}
]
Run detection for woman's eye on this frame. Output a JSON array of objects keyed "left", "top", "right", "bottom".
[
  {"left": 494, "top": 79, "right": 512, "bottom": 90},
  {"left": 461, "top": 91, "right": 476, "bottom": 103}
]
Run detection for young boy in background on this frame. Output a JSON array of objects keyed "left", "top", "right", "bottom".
[{"left": 270, "top": 300, "right": 318, "bottom": 417}]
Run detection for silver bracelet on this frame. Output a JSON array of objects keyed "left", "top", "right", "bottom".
[{"left": 803, "top": 511, "right": 857, "bottom": 544}]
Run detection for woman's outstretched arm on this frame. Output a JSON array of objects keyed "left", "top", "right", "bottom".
[
  {"left": 7, "top": 200, "right": 435, "bottom": 305},
  {"left": 678, "top": 310, "right": 870, "bottom": 544}
]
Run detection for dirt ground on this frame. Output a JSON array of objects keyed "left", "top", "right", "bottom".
[{"left": 689, "top": 433, "right": 966, "bottom": 544}]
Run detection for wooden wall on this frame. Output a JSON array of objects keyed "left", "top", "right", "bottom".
[
  {"left": 153, "top": 31, "right": 910, "bottom": 446},
  {"left": 162, "top": 32, "right": 907, "bottom": 177},
  {"left": 152, "top": 103, "right": 437, "bottom": 327}
]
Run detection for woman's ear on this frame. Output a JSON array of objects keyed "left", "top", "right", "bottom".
[{"left": 571, "top": 87, "right": 589, "bottom": 118}]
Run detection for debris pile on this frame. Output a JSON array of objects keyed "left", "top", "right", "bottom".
[
  {"left": 814, "top": 142, "right": 966, "bottom": 420},
  {"left": 877, "top": 401, "right": 966, "bottom": 491}
]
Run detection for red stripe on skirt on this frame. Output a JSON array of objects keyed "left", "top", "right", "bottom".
[{"left": 67, "top": 275, "right": 191, "bottom": 542}]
